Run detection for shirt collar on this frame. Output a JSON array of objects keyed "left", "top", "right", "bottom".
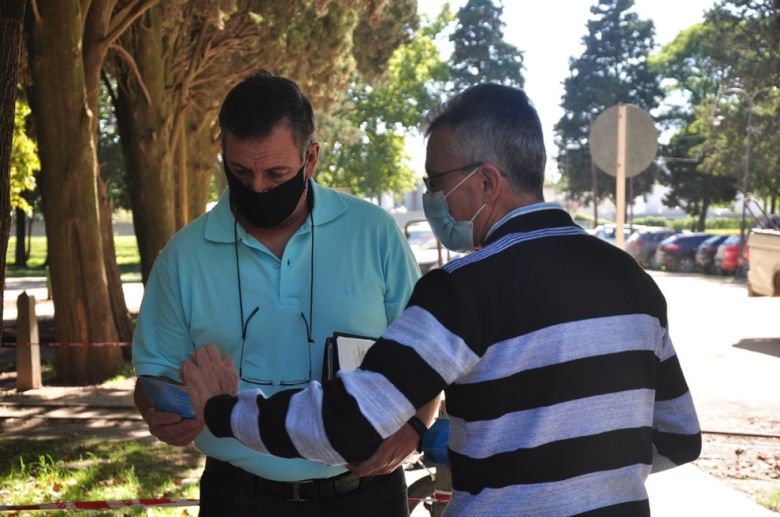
[
  {"left": 204, "top": 180, "right": 349, "bottom": 243},
  {"left": 485, "top": 201, "right": 565, "bottom": 241}
]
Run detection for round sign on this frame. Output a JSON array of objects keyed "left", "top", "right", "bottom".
[{"left": 589, "top": 104, "right": 657, "bottom": 177}]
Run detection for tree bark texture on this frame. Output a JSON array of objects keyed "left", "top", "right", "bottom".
[
  {"left": 0, "top": 0, "right": 26, "bottom": 332},
  {"left": 115, "top": 7, "right": 176, "bottom": 284},
  {"left": 26, "top": 0, "right": 121, "bottom": 383}
]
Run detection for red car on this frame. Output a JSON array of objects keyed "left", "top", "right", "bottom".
[{"left": 714, "top": 235, "right": 745, "bottom": 274}]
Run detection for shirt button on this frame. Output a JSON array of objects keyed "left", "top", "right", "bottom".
[{"left": 273, "top": 263, "right": 281, "bottom": 270}]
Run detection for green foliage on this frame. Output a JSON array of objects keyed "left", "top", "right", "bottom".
[
  {"left": 658, "top": 1, "right": 780, "bottom": 210},
  {"left": 632, "top": 216, "right": 669, "bottom": 227},
  {"left": 98, "top": 80, "right": 130, "bottom": 210},
  {"left": 0, "top": 439, "right": 202, "bottom": 516},
  {"left": 10, "top": 99, "right": 39, "bottom": 214},
  {"left": 317, "top": 12, "right": 450, "bottom": 198},
  {"left": 659, "top": 130, "right": 738, "bottom": 229},
  {"left": 555, "top": 0, "right": 662, "bottom": 204},
  {"left": 449, "top": 0, "right": 524, "bottom": 91}
]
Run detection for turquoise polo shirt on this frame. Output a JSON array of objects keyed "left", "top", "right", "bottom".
[{"left": 132, "top": 181, "right": 420, "bottom": 481}]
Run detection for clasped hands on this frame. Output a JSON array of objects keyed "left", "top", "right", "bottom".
[{"left": 177, "top": 345, "right": 418, "bottom": 477}]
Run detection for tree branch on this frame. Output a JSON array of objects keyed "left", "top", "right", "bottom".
[
  {"left": 103, "top": 0, "right": 158, "bottom": 49},
  {"left": 110, "top": 43, "right": 151, "bottom": 105}
]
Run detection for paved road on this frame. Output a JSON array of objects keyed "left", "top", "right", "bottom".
[{"left": 649, "top": 271, "right": 780, "bottom": 435}]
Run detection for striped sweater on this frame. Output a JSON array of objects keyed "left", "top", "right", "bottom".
[{"left": 206, "top": 205, "right": 701, "bottom": 516}]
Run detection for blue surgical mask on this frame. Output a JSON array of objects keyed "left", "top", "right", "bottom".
[{"left": 422, "top": 166, "right": 486, "bottom": 252}]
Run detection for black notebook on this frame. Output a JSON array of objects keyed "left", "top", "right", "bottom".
[{"left": 322, "top": 332, "right": 377, "bottom": 381}]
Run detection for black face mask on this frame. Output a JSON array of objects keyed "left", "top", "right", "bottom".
[{"left": 224, "top": 161, "right": 308, "bottom": 228}]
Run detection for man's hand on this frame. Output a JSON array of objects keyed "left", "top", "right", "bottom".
[
  {"left": 143, "top": 408, "right": 204, "bottom": 446},
  {"left": 348, "top": 422, "right": 418, "bottom": 477},
  {"left": 180, "top": 345, "right": 239, "bottom": 423}
]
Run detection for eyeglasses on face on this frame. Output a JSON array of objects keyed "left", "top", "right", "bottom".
[{"left": 423, "top": 162, "right": 484, "bottom": 191}]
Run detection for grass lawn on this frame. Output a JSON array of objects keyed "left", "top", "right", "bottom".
[
  {"left": 5, "top": 236, "right": 141, "bottom": 281},
  {"left": 0, "top": 439, "right": 202, "bottom": 516}
]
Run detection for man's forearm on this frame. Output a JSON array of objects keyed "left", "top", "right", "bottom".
[{"left": 416, "top": 394, "right": 441, "bottom": 427}]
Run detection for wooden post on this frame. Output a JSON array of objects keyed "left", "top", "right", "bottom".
[
  {"left": 16, "top": 291, "right": 42, "bottom": 391},
  {"left": 615, "top": 105, "right": 627, "bottom": 250}
]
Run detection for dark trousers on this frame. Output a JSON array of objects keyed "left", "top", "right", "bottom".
[{"left": 199, "top": 457, "right": 409, "bottom": 517}]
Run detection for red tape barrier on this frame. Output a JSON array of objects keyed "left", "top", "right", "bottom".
[
  {"left": 1, "top": 341, "right": 132, "bottom": 348},
  {"left": 0, "top": 498, "right": 198, "bottom": 511}
]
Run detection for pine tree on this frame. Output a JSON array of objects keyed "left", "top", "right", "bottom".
[
  {"left": 449, "top": 0, "right": 524, "bottom": 91},
  {"left": 555, "top": 0, "right": 662, "bottom": 205}
]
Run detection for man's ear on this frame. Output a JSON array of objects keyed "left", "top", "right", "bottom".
[
  {"left": 305, "top": 142, "right": 320, "bottom": 179},
  {"left": 479, "top": 164, "right": 505, "bottom": 202}
]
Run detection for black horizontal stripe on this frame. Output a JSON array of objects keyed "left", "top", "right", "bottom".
[
  {"left": 573, "top": 499, "right": 650, "bottom": 517},
  {"left": 655, "top": 354, "right": 690, "bottom": 401},
  {"left": 360, "top": 338, "right": 446, "bottom": 410},
  {"left": 449, "top": 427, "right": 654, "bottom": 493},
  {"left": 446, "top": 350, "right": 657, "bottom": 421},
  {"left": 653, "top": 429, "right": 701, "bottom": 465},
  {"left": 410, "top": 235, "right": 668, "bottom": 355},
  {"left": 321, "top": 378, "right": 384, "bottom": 464},
  {"left": 257, "top": 389, "right": 300, "bottom": 458}
]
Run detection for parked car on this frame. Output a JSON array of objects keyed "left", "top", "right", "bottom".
[
  {"left": 625, "top": 228, "right": 677, "bottom": 269},
  {"left": 695, "top": 234, "right": 729, "bottom": 274},
  {"left": 654, "top": 233, "right": 712, "bottom": 273},
  {"left": 404, "top": 220, "right": 464, "bottom": 274},
  {"left": 714, "top": 235, "right": 745, "bottom": 275},
  {"left": 589, "top": 223, "right": 650, "bottom": 246}
]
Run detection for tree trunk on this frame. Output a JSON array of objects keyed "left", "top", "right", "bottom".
[
  {"left": 187, "top": 114, "right": 219, "bottom": 219},
  {"left": 0, "top": 0, "right": 26, "bottom": 333},
  {"left": 697, "top": 200, "right": 710, "bottom": 232},
  {"left": 115, "top": 6, "right": 175, "bottom": 284},
  {"left": 98, "top": 176, "right": 133, "bottom": 349},
  {"left": 14, "top": 207, "right": 27, "bottom": 266},
  {"left": 26, "top": 0, "right": 120, "bottom": 384}
]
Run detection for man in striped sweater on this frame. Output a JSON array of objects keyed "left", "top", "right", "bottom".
[{"left": 182, "top": 83, "right": 701, "bottom": 516}]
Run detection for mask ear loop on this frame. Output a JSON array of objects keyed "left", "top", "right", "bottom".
[{"left": 444, "top": 165, "right": 483, "bottom": 199}]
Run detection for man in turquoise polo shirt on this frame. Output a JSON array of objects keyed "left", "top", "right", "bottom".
[{"left": 132, "top": 71, "right": 435, "bottom": 516}]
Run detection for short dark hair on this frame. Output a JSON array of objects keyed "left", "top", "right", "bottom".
[
  {"left": 218, "top": 70, "right": 316, "bottom": 155},
  {"left": 424, "top": 83, "right": 546, "bottom": 197}
]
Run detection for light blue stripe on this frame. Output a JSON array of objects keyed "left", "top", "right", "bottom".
[
  {"left": 444, "top": 463, "right": 650, "bottom": 516},
  {"left": 287, "top": 383, "right": 345, "bottom": 465},
  {"left": 340, "top": 369, "right": 415, "bottom": 438},
  {"left": 485, "top": 203, "right": 566, "bottom": 240},
  {"left": 382, "top": 306, "right": 480, "bottom": 385},
  {"left": 448, "top": 389, "right": 656, "bottom": 458},
  {"left": 445, "top": 226, "right": 589, "bottom": 272},
  {"left": 231, "top": 389, "right": 268, "bottom": 454},
  {"left": 654, "top": 392, "right": 701, "bottom": 435},
  {"left": 457, "top": 314, "right": 663, "bottom": 385}
]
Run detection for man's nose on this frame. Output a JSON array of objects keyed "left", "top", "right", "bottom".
[{"left": 249, "top": 171, "right": 272, "bottom": 192}]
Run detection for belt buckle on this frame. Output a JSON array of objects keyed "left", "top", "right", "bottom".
[
  {"left": 333, "top": 473, "right": 360, "bottom": 495},
  {"left": 289, "top": 482, "right": 304, "bottom": 502}
]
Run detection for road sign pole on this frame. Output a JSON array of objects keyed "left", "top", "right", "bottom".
[{"left": 615, "top": 105, "right": 627, "bottom": 249}]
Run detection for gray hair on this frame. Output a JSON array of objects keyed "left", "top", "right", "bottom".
[{"left": 424, "top": 84, "right": 546, "bottom": 197}]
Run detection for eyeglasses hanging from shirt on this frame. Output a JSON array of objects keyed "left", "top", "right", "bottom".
[{"left": 232, "top": 183, "right": 315, "bottom": 387}]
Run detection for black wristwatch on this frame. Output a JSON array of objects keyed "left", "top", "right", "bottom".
[{"left": 406, "top": 415, "right": 428, "bottom": 452}]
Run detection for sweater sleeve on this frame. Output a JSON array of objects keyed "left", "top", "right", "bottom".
[
  {"left": 205, "top": 269, "right": 479, "bottom": 464},
  {"left": 651, "top": 328, "right": 702, "bottom": 472}
]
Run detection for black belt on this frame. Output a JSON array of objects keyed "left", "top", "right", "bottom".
[{"left": 205, "top": 457, "right": 375, "bottom": 502}]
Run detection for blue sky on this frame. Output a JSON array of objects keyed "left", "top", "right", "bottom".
[{"left": 414, "top": 0, "right": 719, "bottom": 178}]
